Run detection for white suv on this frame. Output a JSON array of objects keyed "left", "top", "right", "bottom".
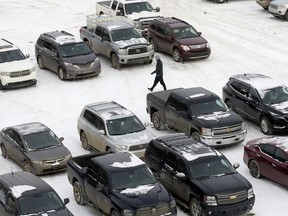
[{"left": 0, "top": 38, "right": 37, "bottom": 90}]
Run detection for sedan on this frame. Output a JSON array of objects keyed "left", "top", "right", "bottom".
[
  {"left": 0, "top": 122, "right": 72, "bottom": 175},
  {"left": 243, "top": 136, "right": 288, "bottom": 187}
]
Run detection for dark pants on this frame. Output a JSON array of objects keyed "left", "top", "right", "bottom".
[{"left": 151, "top": 76, "right": 166, "bottom": 91}]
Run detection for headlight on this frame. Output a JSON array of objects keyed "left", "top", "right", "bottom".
[
  {"left": 91, "top": 57, "right": 99, "bottom": 67},
  {"left": 64, "top": 62, "right": 80, "bottom": 69},
  {"left": 201, "top": 128, "right": 212, "bottom": 136},
  {"left": 133, "top": 21, "right": 140, "bottom": 28},
  {"left": 29, "top": 67, "right": 36, "bottom": 72},
  {"left": 248, "top": 188, "right": 254, "bottom": 199},
  {"left": 118, "top": 48, "right": 126, "bottom": 54},
  {"left": 115, "top": 145, "right": 129, "bottom": 151},
  {"left": 206, "top": 43, "right": 210, "bottom": 48},
  {"left": 241, "top": 122, "right": 246, "bottom": 131},
  {"left": 65, "top": 154, "right": 72, "bottom": 161},
  {"left": 180, "top": 45, "right": 190, "bottom": 52},
  {"left": 121, "top": 209, "right": 133, "bottom": 216},
  {"left": 147, "top": 44, "right": 153, "bottom": 51},
  {"left": 170, "top": 199, "right": 176, "bottom": 208},
  {"left": 204, "top": 195, "right": 217, "bottom": 206},
  {"left": 0, "top": 72, "right": 10, "bottom": 76},
  {"left": 31, "top": 160, "right": 44, "bottom": 165}
]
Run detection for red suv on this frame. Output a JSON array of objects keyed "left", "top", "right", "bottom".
[{"left": 147, "top": 17, "right": 211, "bottom": 62}]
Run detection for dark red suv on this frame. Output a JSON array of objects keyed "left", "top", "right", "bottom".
[{"left": 147, "top": 17, "right": 211, "bottom": 62}]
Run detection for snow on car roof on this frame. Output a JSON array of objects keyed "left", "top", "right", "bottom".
[
  {"left": 54, "top": 35, "right": 82, "bottom": 45},
  {"left": 188, "top": 93, "right": 205, "bottom": 99},
  {"left": 120, "top": 184, "right": 155, "bottom": 195},
  {"left": 251, "top": 136, "right": 288, "bottom": 152},
  {"left": 110, "top": 153, "right": 144, "bottom": 168},
  {"left": 12, "top": 122, "right": 48, "bottom": 135},
  {"left": 10, "top": 185, "right": 36, "bottom": 198}
]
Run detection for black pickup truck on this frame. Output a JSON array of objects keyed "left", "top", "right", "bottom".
[
  {"left": 67, "top": 152, "right": 177, "bottom": 216},
  {"left": 146, "top": 87, "right": 247, "bottom": 147}
]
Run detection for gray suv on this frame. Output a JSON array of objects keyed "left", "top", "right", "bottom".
[
  {"left": 77, "top": 101, "right": 154, "bottom": 158},
  {"left": 35, "top": 30, "right": 101, "bottom": 80}
]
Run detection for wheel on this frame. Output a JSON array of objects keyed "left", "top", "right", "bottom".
[
  {"left": 173, "top": 48, "right": 183, "bottom": 62},
  {"left": 73, "top": 181, "right": 86, "bottom": 205},
  {"left": 225, "top": 99, "right": 232, "bottom": 109},
  {"left": 22, "top": 161, "right": 31, "bottom": 172},
  {"left": 37, "top": 56, "right": 45, "bottom": 69},
  {"left": 150, "top": 38, "right": 157, "bottom": 52},
  {"left": 191, "top": 132, "right": 201, "bottom": 141},
  {"left": 110, "top": 209, "right": 121, "bottom": 216},
  {"left": 111, "top": 53, "right": 121, "bottom": 69},
  {"left": 285, "top": 11, "right": 288, "bottom": 21},
  {"left": 0, "top": 80, "right": 3, "bottom": 90},
  {"left": 1, "top": 144, "right": 8, "bottom": 159},
  {"left": 152, "top": 112, "right": 164, "bottom": 130},
  {"left": 58, "top": 67, "right": 65, "bottom": 80},
  {"left": 217, "top": 0, "right": 225, "bottom": 3},
  {"left": 80, "top": 132, "right": 90, "bottom": 150},
  {"left": 189, "top": 198, "right": 202, "bottom": 216},
  {"left": 260, "top": 116, "right": 272, "bottom": 135},
  {"left": 248, "top": 160, "right": 261, "bottom": 178}
]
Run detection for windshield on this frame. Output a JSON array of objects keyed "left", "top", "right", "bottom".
[
  {"left": 189, "top": 156, "right": 236, "bottom": 179},
  {"left": 125, "top": 2, "right": 153, "bottom": 15},
  {"left": 23, "top": 130, "right": 61, "bottom": 151},
  {"left": 110, "top": 27, "right": 142, "bottom": 42},
  {"left": 173, "top": 27, "right": 199, "bottom": 39},
  {"left": 190, "top": 98, "right": 228, "bottom": 116},
  {"left": 262, "top": 86, "right": 288, "bottom": 104},
  {"left": 110, "top": 165, "right": 157, "bottom": 190},
  {"left": 106, "top": 116, "right": 146, "bottom": 136},
  {"left": 58, "top": 42, "right": 92, "bottom": 57},
  {"left": 18, "top": 191, "right": 64, "bottom": 215},
  {"left": 0, "top": 49, "right": 25, "bottom": 63}
]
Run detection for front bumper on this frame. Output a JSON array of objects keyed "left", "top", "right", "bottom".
[
  {"left": 118, "top": 50, "right": 154, "bottom": 65},
  {"left": 269, "top": 6, "right": 288, "bottom": 17},
  {"left": 1, "top": 70, "right": 37, "bottom": 89},
  {"left": 30, "top": 158, "right": 70, "bottom": 175},
  {"left": 180, "top": 49, "right": 211, "bottom": 60},
  {"left": 65, "top": 61, "right": 101, "bottom": 79}
]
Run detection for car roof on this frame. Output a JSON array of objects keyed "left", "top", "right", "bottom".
[
  {"left": 6, "top": 122, "right": 49, "bottom": 135},
  {"left": 230, "top": 73, "right": 284, "bottom": 91},
  {"left": 85, "top": 101, "right": 134, "bottom": 120},
  {"left": 0, "top": 171, "right": 53, "bottom": 198},
  {"left": 154, "top": 17, "right": 190, "bottom": 29},
  {"left": 248, "top": 136, "right": 288, "bottom": 153},
  {"left": 90, "top": 152, "right": 145, "bottom": 172},
  {"left": 41, "top": 30, "right": 82, "bottom": 45},
  {"left": 98, "top": 20, "right": 134, "bottom": 29},
  {"left": 155, "top": 134, "right": 221, "bottom": 161},
  {"left": 0, "top": 38, "right": 18, "bottom": 52}
]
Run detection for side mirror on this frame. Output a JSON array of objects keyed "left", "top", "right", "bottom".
[
  {"left": 25, "top": 54, "right": 30, "bottom": 58},
  {"left": 59, "top": 137, "right": 64, "bottom": 142},
  {"left": 102, "top": 36, "right": 110, "bottom": 42},
  {"left": 233, "top": 162, "right": 240, "bottom": 169},
  {"left": 175, "top": 172, "right": 186, "bottom": 178},
  {"left": 99, "top": 129, "right": 105, "bottom": 135},
  {"left": 198, "top": 32, "right": 202, "bottom": 36},
  {"left": 178, "top": 110, "right": 189, "bottom": 117},
  {"left": 155, "top": 7, "right": 160, "bottom": 12},
  {"left": 96, "top": 183, "right": 104, "bottom": 191},
  {"left": 116, "top": 10, "right": 123, "bottom": 16},
  {"left": 63, "top": 198, "right": 70, "bottom": 205}
]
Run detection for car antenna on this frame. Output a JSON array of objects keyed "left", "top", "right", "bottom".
[{"left": 11, "top": 168, "right": 14, "bottom": 175}]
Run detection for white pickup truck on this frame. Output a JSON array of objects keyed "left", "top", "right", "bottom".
[{"left": 96, "top": 0, "right": 162, "bottom": 36}]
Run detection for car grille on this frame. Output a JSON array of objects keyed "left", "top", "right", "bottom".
[
  {"left": 189, "top": 44, "right": 207, "bottom": 49},
  {"left": 77, "top": 62, "right": 92, "bottom": 69},
  {"left": 140, "top": 20, "right": 153, "bottom": 30},
  {"left": 136, "top": 203, "right": 171, "bottom": 216},
  {"left": 43, "top": 157, "right": 66, "bottom": 165},
  {"left": 10, "top": 70, "right": 30, "bottom": 77},
  {"left": 213, "top": 124, "right": 243, "bottom": 136},
  {"left": 129, "top": 143, "right": 148, "bottom": 151},
  {"left": 128, "top": 46, "right": 147, "bottom": 55},
  {"left": 217, "top": 190, "right": 248, "bottom": 205}
]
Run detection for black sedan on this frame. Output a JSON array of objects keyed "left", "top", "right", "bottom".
[{"left": 0, "top": 122, "right": 72, "bottom": 175}]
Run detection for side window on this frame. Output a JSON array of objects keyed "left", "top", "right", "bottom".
[
  {"left": 36, "top": 38, "right": 45, "bottom": 47},
  {"left": 97, "top": 118, "right": 105, "bottom": 131},
  {"left": 165, "top": 152, "right": 177, "bottom": 170},
  {"left": 175, "top": 158, "right": 187, "bottom": 174},
  {"left": 230, "top": 81, "right": 249, "bottom": 97},
  {"left": 274, "top": 148, "right": 287, "bottom": 163},
  {"left": 83, "top": 110, "right": 98, "bottom": 128},
  {"left": 165, "top": 28, "right": 172, "bottom": 36},
  {"left": 150, "top": 23, "right": 157, "bottom": 31},
  {"left": 178, "top": 101, "right": 188, "bottom": 112},
  {"left": 0, "top": 184, "right": 6, "bottom": 203},
  {"left": 117, "top": 3, "right": 124, "bottom": 14},
  {"left": 103, "top": 29, "right": 110, "bottom": 40},
  {"left": 98, "top": 168, "right": 108, "bottom": 186},
  {"left": 95, "top": 27, "right": 103, "bottom": 36},
  {"left": 6, "top": 192, "right": 16, "bottom": 212},
  {"left": 43, "top": 41, "right": 52, "bottom": 51},
  {"left": 111, "top": 1, "right": 118, "bottom": 10},
  {"left": 260, "top": 144, "right": 275, "bottom": 157},
  {"left": 167, "top": 96, "right": 179, "bottom": 109},
  {"left": 248, "top": 87, "right": 260, "bottom": 101},
  {"left": 87, "top": 165, "right": 98, "bottom": 181},
  {"left": 147, "top": 142, "right": 166, "bottom": 165},
  {"left": 156, "top": 24, "right": 166, "bottom": 35}
]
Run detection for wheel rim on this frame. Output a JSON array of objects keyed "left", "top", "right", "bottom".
[
  {"left": 190, "top": 199, "right": 201, "bottom": 216},
  {"left": 150, "top": 39, "right": 157, "bottom": 51},
  {"left": 58, "top": 68, "right": 64, "bottom": 80},
  {"left": 249, "top": 160, "right": 259, "bottom": 178},
  {"left": 173, "top": 49, "right": 181, "bottom": 61},
  {"left": 23, "top": 162, "right": 31, "bottom": 172},
  {"left": 73, "top": 182, "right": 81, "bottom": 204},
  {"left": 111, "top": 54, "right": 119, "bottom": 69},
  {"left": 261, "top": 118, "right": 269, "bottom": 134},
  {"left": 153, "top": 113, "right": 160, "bottom": 129},
  {"left": 225, "top": 100, "right": 232, "bottom": 109},
  {"left": 38, "top": 56, "right": 44, "bottom": 69},
  {"left": 192, "top": 132, "right": 200, "bottom": 141},
  {"left": 1, "top": 145, "right": 7, "bottom": 158},
  {"left": 80, "top": 132, "right": 89, "bottom": 150}
]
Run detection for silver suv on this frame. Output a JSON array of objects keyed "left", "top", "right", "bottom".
[{"left": 77, "top": 101, "right": 154, "bottom": 158}]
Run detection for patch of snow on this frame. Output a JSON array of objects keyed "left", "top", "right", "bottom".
[
  {"left": 110, "top": 153, "right": 144, "bottom": 168},
  {"left": 120, "top": 184, "right": 155, "bottom": 195},
  {"left": 10, "top": 185, "right": 36, "bottom": 198},
  {"left": 114, "top": 37, "right": 147, "bottom": 47},
  {"left": 271, "top": 101, "right": 288, "bottom": 113},
  {"left": 188, "top": 93, "right": 205, "bottom": 99}
]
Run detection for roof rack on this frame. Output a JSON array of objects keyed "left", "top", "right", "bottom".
[{"left": 1, "top": 38, "right": 13, "bottom": 45}]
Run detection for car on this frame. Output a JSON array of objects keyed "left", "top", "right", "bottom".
[
  {"left": 144, "top": 134, "right": 255, "bottom": 216},
  {"left": 147, "top": 17, "right": 210, "bottom": 62},
  {"left": 35, "top": 30, "right": 101, "bottom": 80},
  {"left": 268, "top": 0, "right": 288, "bottom": 20},
  {"left": 256, "top": 0, "right": 274, "bottom": 10},
  {"left": 0, "top": 38, "right": 37, "bottom": 90},
  {"left": 77, "top": 101, "right": 154, "bottom": 158},
  {"left": 222, "top": 73, "right": 288, "bottom": 135},
  {"left": 244, "top": 136, "right": 288, "bottom": 187},
  {"left": 0, "top": 171, "right": 73, "bottom": 216},
  {"left": 0, "top": 122, "right": 72, "bottom": 175}
]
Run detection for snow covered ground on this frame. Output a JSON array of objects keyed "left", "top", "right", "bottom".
[{"left": 1, "top": 0, "right": 288, "bottom": 215}]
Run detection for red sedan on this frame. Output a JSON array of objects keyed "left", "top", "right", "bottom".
[{"left": 243, "top": 136, "right": 288, "bottom": 187}]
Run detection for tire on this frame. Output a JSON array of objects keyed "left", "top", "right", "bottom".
[
  {"left": 110, "top": 209, "right": 121, "bottom": 216},
  {"left": 260, "top": 116, "right": 272, "bottom": 135},
  {"left": 111, "top": 53, "right": 121, "bottom": 69},
  {"left": 248, "top": 160, "right": 261, "bottom": 178},
  {"left": 0, "top": 80, "right": 3, "bottom": 90},
  {"left": 285, "top": 11, "right": 288, "bottom": 21},
  {"left": 146, "top": 59, "right": 153, "bottom": 64},
  {"left": 22, "top": 161, "right": 31, "bottom": 172},
  {"left": 37, "top": 56, "right": 45, "bottom": 69},
  {"left": 173, "top": 48, "right": 183, "bottom": 62},
  {"left": 152, "top": 112, "right": 164, "bottom": 130},
  {"left": 150, "top": 38, "right": 157, "bottom": 52},
  {"left": 225, "top": 99, "right": 233, "bottom": 109},
  {"left": 80, "top": 132, "right": 90, "bottom": 150},
  {"left": 189, "top": 198, "right": 202, "bottom": 216},
  {"left": 58, "top": 67, "right": 65, "bottom": 80},
  {"left": 73, "top": 181, "right": 86, "bottom": 205},
  {"left": 217, "top": 0, "right": 225, "bottom": 3},
  {"left": 1, "top": 144, "right": 8, "bottom": 159},
  {"left": 191, "top": 132, "right": 201, "bottom": 141}
]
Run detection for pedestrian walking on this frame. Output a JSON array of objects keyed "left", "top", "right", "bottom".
[{"left": 148, "top": 55, "right": 166, "bottom": 92}]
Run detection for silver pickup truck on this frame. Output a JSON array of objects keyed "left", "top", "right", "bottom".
[{"left": 80, "top": 15, "right": 154, "bottom": 69}]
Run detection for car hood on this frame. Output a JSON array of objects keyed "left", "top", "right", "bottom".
[
  {"left": 20, "top": 207, "right": 73, "bottom": 216},
  {"left": 112, "top": 183, "right": 170, "bottom": 208},
  {"left": 109, "top": 129, "right": 154, "bottom": 146},
  {"left": 0, "top": 59, "right": 34, "bottom": 72},
  {"left": 195, "top": 111, "right": 244, "bottom": 128},
  {"left": 114, "top": 37, "right": 148, "bottom": 49},
  {"left": 127, "top": 11, "right": 162, "bottom": 21},
  {"left": 25, "top": 145, "right": 71, "bottom": 161},
  {"left": 193, "top": 173, "right": 252, "bottom": 195},
  {"left": 178, "top": 37, "right": 208, "bottom": 46},
  {"left": 270, "top": 0, "right": 288, "bottom": 5},
  {"left": 269, "top": 101, "right": 288, "bottom": 114},
  {"left": 62, "top": 53, "right": 97, "bottom": 64}
]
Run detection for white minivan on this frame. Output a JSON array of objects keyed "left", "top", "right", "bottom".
[{"left": 0, "top": 38, "right": 37, "bottom": 90}]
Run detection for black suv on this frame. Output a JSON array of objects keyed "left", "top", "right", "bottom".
[
  {"left": 35, "top": 30, "right": 101, "bottom": 80},
  {"left": 144, "top": 134, "right": 255, "bottom": 216},
  {"left": 147, "top": 17, "right": 211, "bottom": 62},
  {"left": 0, "top": 171, "right": 73, "bottom": 216},
  {"left": 222, "top": 73, "right": 288, "bottom": 134}
]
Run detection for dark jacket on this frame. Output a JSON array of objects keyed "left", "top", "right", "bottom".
[{"left": 151, "top": 59, "right": 163, "bottom": 77}]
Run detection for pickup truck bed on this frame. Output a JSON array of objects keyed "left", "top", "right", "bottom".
[{"left": 98, "top": 0, "right": 111, "bottom": 7}]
